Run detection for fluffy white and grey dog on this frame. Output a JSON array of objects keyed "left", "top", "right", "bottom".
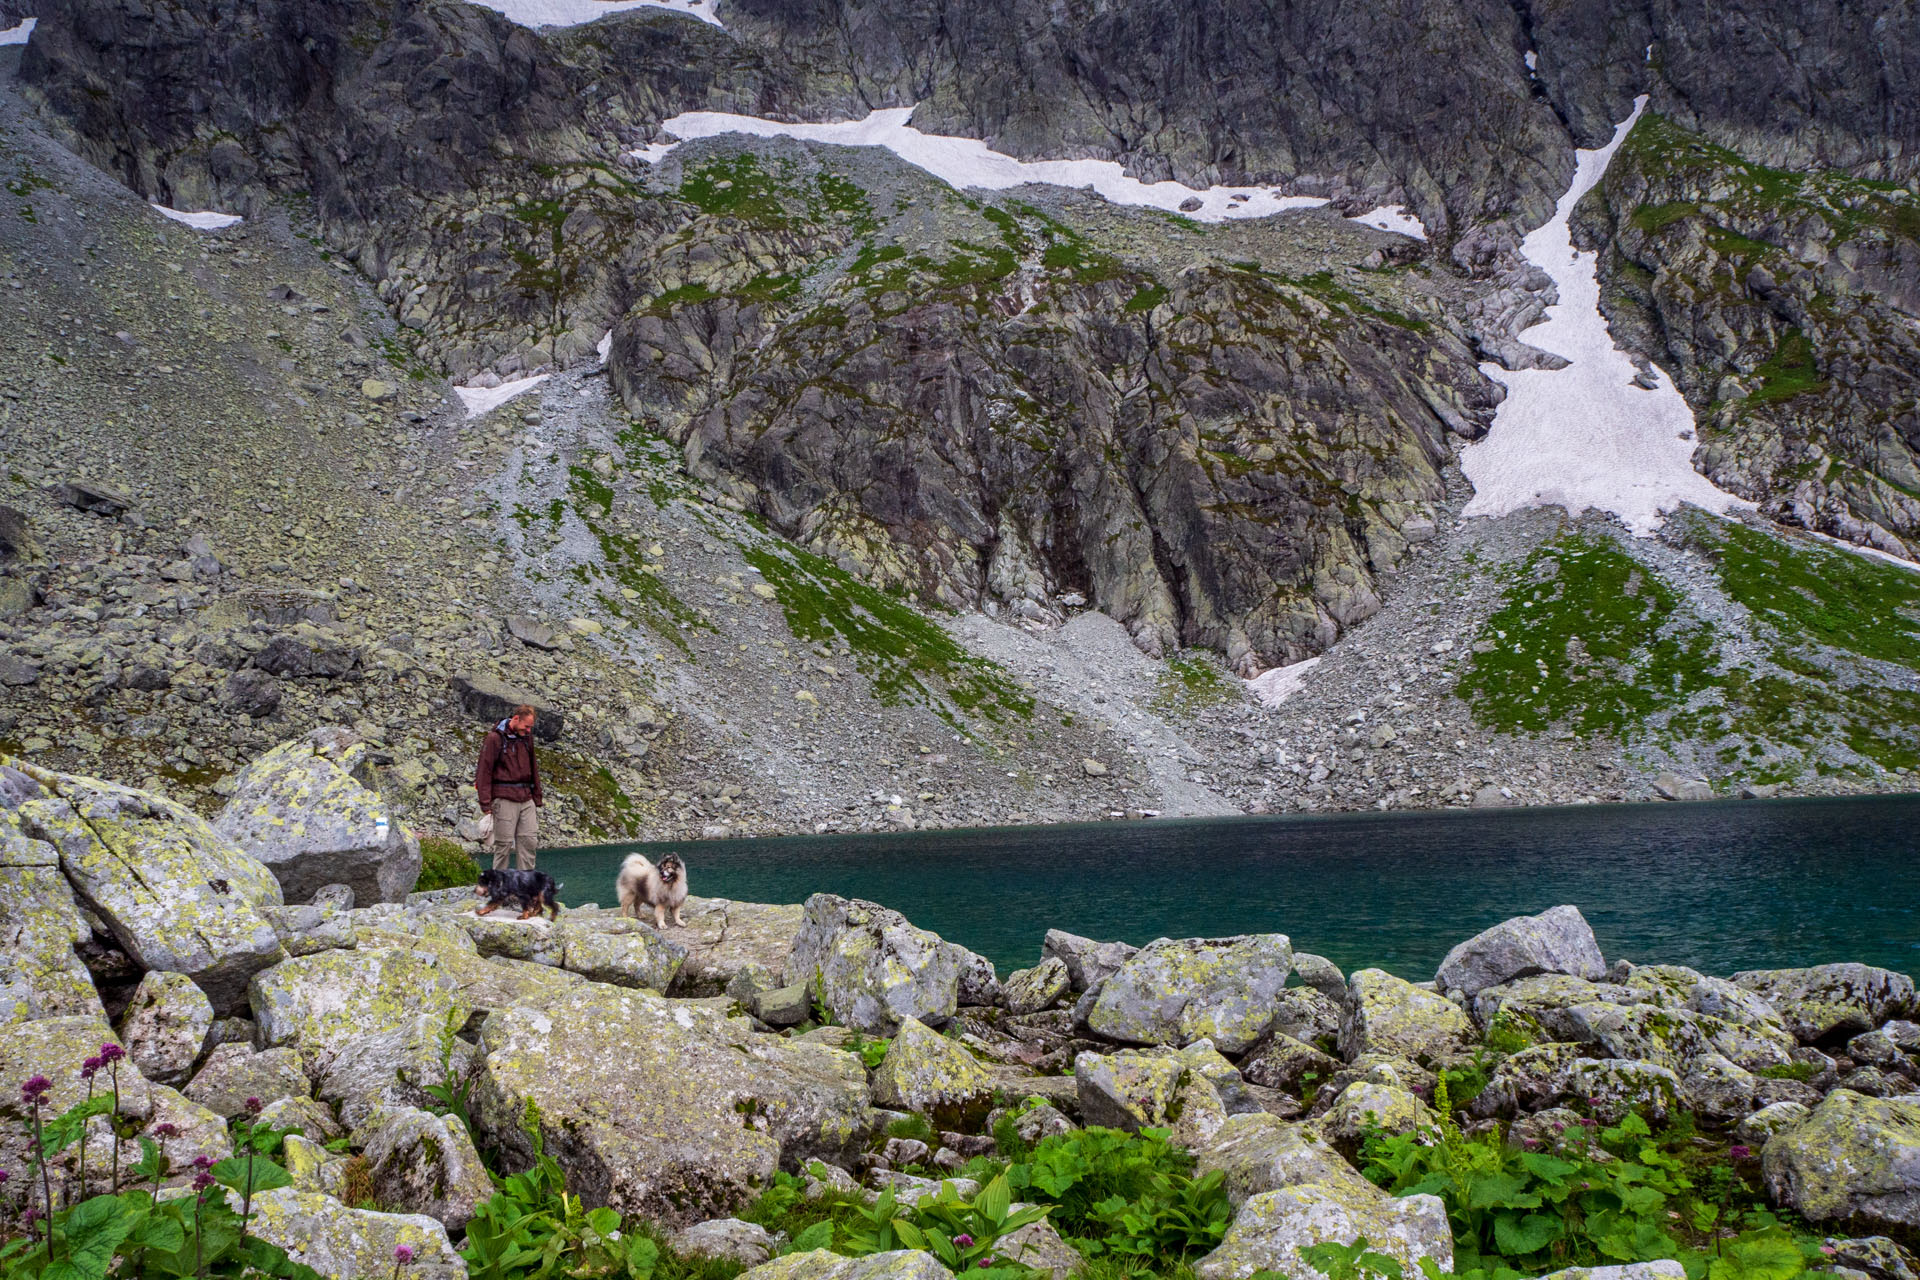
[{"left": 616, "top": 852, "right": 688, "bottom": 928}]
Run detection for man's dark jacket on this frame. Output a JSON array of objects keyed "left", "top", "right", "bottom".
[{"left": 476, "top": 720, "right": 543, "bottom": 810}]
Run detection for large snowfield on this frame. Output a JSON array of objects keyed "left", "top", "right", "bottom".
[
  {"left": 455, "top": 374, "right": 551, "bottom": 419},
  {"left": 1460, "top": 98, "right": 1744, "bottom": 535},
  {"left": 462, "top": 0, "right": 723, "bottom": 29},
  {"left": 151, "top": 205, "right": 243, "bottom": 230}
]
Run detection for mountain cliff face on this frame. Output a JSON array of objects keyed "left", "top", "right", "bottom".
[{"left": 2, "top": 0, "right": 1918, "bottom": 831}]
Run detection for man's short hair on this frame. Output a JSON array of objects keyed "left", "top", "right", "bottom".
[{"left": 512, "top": 704, "right": 536, "bottom": 719}]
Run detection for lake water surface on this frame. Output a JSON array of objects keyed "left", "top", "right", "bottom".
[{"left": 540, "top": 794, "right": 1920, "bottom": 980}]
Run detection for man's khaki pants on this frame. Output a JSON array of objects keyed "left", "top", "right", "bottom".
[{"left": 490, "top": 798, "right": 539, "bottom": 870}]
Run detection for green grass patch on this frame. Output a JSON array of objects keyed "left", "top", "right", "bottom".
[
  {"left": 1457, "top": 534, "right": 1719, "bottom": 737},
  {"left": 1745, "top": 329, "right": 1828, "bottom": 406},
  {"left": 1707, "top": 521, "right": 1920, "bottom": 666},
  {"left": 740, "top": 541, "right": 1033, "bottom": 730},
  {"left": 1629, "top": 201, "right": 1700, "bottom": 234},
  {"left": 1154, "top": 653, "right": 1240, "bottom": 713},
  {"left": 416, "top": 837, "right": 480, "bottom": 891},
  {"left": 1124, "top": 283, "right": 1168, "bottom": 313},
  {"left": 566, "top": 465, "right": 710, "bottom": 654}
]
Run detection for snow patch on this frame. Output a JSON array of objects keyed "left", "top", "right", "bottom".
[
  {"left": 1460, "top": 97, "right": 1746, "bottom": 536},
  {"left": 651, "top": 107, "right": 1332, "bottom": 222},
  {"left": 456, "top": 374, "right": 549, "bottom": 419},
  {"left": 0, "top": 16, "right": 33, "bottom": 45},
  {"left": 152, "top": 205, "right": 243, "bottom": 230},
  {"left": 596, "top": 330, "right": 613, "bottom": 363},
  {"left": 1247, "top": 657, "right": 1321, "bottom": 709},
  {"left": 629, "top": 139, "right": 679, "bottom": 166},
  {"left": 1350, "top": 205, "right": 1428, "bottom": 240},
  {"left": 1524, "top": 50, "right": 1538, "bottom": 71},
  {"left": 463, "top": 0, "right": 721, "bottom": 30}
]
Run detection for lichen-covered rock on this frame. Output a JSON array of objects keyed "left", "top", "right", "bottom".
[
  {"left": 213, "top": 730, "right": 422, "bottom": 906},
  {"left": 1170, "top": 1069, "right": 1235, "bottom": 1151},
  {"left": 471, "top": 982, "right": 871, "bottom": 1225},
  {"left": 957, "top": 950, "right": 1000, "bottom": 1008},
  {"left": 1002, "top": 958, "right": 1070, "bottom": 1015},
  {"left": 263, "top": 903, "right": 357, "bottom": 957},
  {"left": 739, "top": 1251, "right": 954, "bottom": 1280},
  {"left": 0, "top": 810, "right": 101, "bottom": 1025},
  {"left": 257, "top": 1094, "right": 344, "bottom": 1143},
  {"left": 1435, "top": 906, "right": 1606, "bottom": 1000},
  {"left": 1195, "top": 1181, "right": 1452, "bottom": 1280},
  {"left": 1468, "top": 973, "right": 1638, "bottom": 1037},
  {"left": 118, "top": 971, "right": 214, "bottom": 1086},
  {"left": 554, "top": 917, "right": 686, "bottom": 990},
  {"left": 999, "top": 1215, "right": 1081, "bottom": 1279},
  {"left": 1293, "top": 955, "right": 1347, "bottom": 1002},
  {"left": 672, "top": 1219, "right": 778, "bottom": 1266},
  {"left": 1735, "top": 1101, "right": 1810, "bottom": 1146},
  {"left": 1197, "top": 1113, "right": 1382, "bottom": 1206},
  {"left": 317, "top": 1012, "right": 476, "bottom": 1132},
  {"left": 1242, "top": 1034, "right": 1341, "bottom": 1095},
  {"left": 1316, "top": 1082, "right": 1437, "bottom": 1146},
  {"left": 1564, "top": 1059, "right": 1685, "bottom": 1125},
  {"left": 1763, "top": 1090, "right": 1920, "bottom": 1227},
  {"left": 1528, "top": 1264, "right": 1687, "bottom": 1280},
  {"left": 1074, "top": 1043, "right": 1217, "bottom": 1132},
  {"left": 1733, "top": 965, "right": 1917, "bottom": 1044},
  {"left": 670, "top": 897, "right": 807, "bottom": 997},
  {"left": 871, "top": 1017, "right": 994, "bottom": 1122},
  {"left": 354, "top": 914, "right": 584, "bottom": 1016},
  {"left": 357, "top": 1104, "right": 495, "bottom": 1232},
  {"left": 1089, "top": 935, "right": 1294, "bottom": 1054},
  {"left": 184, "top": 1043, "right": 311, "bottom": 1117},
  {"left": 1825, "top": 1237, "right": 1920, "bottom": 1280},
  {"left": 248, "top": 1189, "right": 464, "bottom": 1280},
  {"left": 1042, "top": 930, "right": 1138, "bottom": 993},
  {"left": 784, "top": 895, "right": 974, "bottom": 1034},
  {"left": 250, "top": 946, "right": 463, "bottom": 1064},
  {"left": 1681, "top": 1052, "right": 1759, "bottom": 1125},
  {"left": 1339, "top": 969, "right": 1474, "bottom": 1066},
  {"left": 3, "top": 764, "right": 284, "bottom": 1013},
  {"left": 281, "top": 1133, "right": 348, "bottom": 1196},
  {"left": 1273, "top": 987, "right": 1344, "bottom": 1050}
]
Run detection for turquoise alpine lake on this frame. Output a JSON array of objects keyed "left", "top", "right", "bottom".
[{"left": 538, "top": 793, "right": 1920, "bottom": 979}]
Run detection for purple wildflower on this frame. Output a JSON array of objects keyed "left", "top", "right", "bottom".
[
  {"left": 98, "top": 1044, "right": 126, "bottom": 1065},
  {"left": 1729, "top": 1145, "right": 1752, "bottom": 1160},
  {"left": 395, "top": 1246, "right": 417, "bottom": 1264},
  {"left": 20, "top": 1076, "right": 50, "bottom": 1104},
  {"left": 192, "top": 1172, "right": 214, "bottom": 1193},
  {"left": 80, "top": 1056, "right": 103, "bottom": 1081},
  {"left": 152, "top": 1122, "right": 180, "bottom": 1140},
  {"left": 0, "top": 1169, "right": 10, "bottom": 1184},
  {"left": 954, "top": 1235, "right": 974, "bottom": 1249},
  {"left": 191, "top": 1155, "right": 215, "bottom": 1171},
  {"left": 245, "top": 1097, "right": 263, "bottom": 1116}
]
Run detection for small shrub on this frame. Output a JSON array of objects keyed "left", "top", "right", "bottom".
[{"left": 416, "top": 837, "right": 480, "bottom": 891}]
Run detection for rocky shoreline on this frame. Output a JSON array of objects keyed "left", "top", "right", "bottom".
[{"left": 3, "top": 739, "right": 1916, "bottom": 1280}]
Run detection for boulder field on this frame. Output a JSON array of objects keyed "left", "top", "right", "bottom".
[{"left": 2, "top": 736, "right": 1917, "bottom": 1280}]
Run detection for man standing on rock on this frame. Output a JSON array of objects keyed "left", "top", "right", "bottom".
[{"left": 476, "top": 704, "right": 544, "bottom": 870}]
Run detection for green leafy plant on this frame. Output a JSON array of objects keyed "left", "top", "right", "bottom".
[
  {"left": 460, "top": 1100, "right": 660, "bottom": 1280},
  {"left": 416, "top": 837, "right": 481, "bottom": 891},
  {"left": 1002, "top": 1126, "right": 1229, "bottom": 1264},
  {"left": 417, "top": 1008, "right": 477, "bottom": 1142},
  {"left": 1300, "top": 1237, "right": 1415, "bottom": 1280},
  {"left": 842, "top": 1174, "right": 1049, "bottom": 1272}
]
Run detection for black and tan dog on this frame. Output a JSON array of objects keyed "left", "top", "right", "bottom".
[
  {"left": 616, "top": 853, "right": 688, "bottom": 927},
  {"left": 474, "top": 867, "right": 561, "bottom": 920}
]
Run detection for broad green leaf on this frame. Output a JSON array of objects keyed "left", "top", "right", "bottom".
[
  {"left": 893, "top": 1220, "right": 928, "bottom": 1251},
  {"left": 1710, "top": 1231, "right": 1807, "bottom": 1280},
  {"left": 586, "top": 1207, "right": 621, "bottom": 1236},
  {"left": 1493, "top": 1211, "right": 1563, "bottom": 1256},
  {"left": 213, "top": 1154, "right": 294, "bottom": 1197},
  {"left": 624, "top": 1234, "right": 660, "bottom": 1279},
  {"left": 1467, "top": 1172, "right": 1539, "bottom": 1211},
  {"left": 976, "top": 1173, "right": 1012, "bottom": 1224},
  {"left": 39, "top": 1096, "right": 114, "bottom": 1158},
  {"left": 791, "top": 1221, "right": 833, "bottom": 1253}
]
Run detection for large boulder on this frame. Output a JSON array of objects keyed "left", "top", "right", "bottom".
[
  {"left": 317, "top": 1013, "right": 476, "bottom": 1131},
  {"left": 1316, "top": 1082, "right": 1437, "bottom": 1146},
  {"left": 214, "top": 730, "right": 422, "bottom": 906},
  {"left": 0, "top": 808, "right": 103, "bottom": 1025},
  {"left": 1197, "top": 1113, "right": 1380, "bottom": 1206},
  {"left": 1195, "top": 1181, "right": 1452, "bottom": 1280},
  {"left": 739, "top": 1252, "right": 954, "bottom": 1280},
  {"left": 784, "top": 895, "right": 986, "bottom": 1034},
  {"left": 1763, "top": 1090, "right": 1920, "bottom": 1228},
  {"left": 184, "top": 1044, "right": 311, "bottom": 1117},
  {"left": 1002, "top": 958, "right": 1071, "bottom": 1015},
  {"left": 1241, "top": 1034, "right": 1342, "bottom": 1096},
  {"left": 357, "top": 1105, "right": 495, "bottom": 1233},
  {"left": 117, "top": 971, "right": 215, "bottom": 1086},
  {"left": 1732, "top": 965, "right": 1916, "bottom": 1044},
  {"left": 1530, "top": 1266, "right": 1686, "bottom": 1280},
  {"left": 1435, "top": 906, "right": 1606, "bottom": 999},
  {"left": 669, "top": 897, "right": 806, "bottom": 996},
  {"left": 3, "top": 764, "right": 285, "bottom": 1012},
  {"left": 249, "top": 946, "right": 463, "bottom": 1065},
  {"left": 471, "top": 982, "right": 871, "bottom": 1225},
  {"left": 1339, "top": 970, "right": 1474, "bottom": 1066},
  {"left": 1075, "top": 1042, "right": 1242, "bottom": 1133},
  {"left": 871, "top": 1017, "right": 995, "bottom": 1124},
  {"left": 672, "top": 1219, "right": 779, "bottom": 1267},
  {"left": 1043, "top": 930, "right": 1139, "bottom": 992},
  {"left": 1088, "top": 935, "right": 1294, "bottom": 1054},
  {"left": 248, "top": 1190, "right": 464, "bottom": 1280},
  {"left": 450, "top": 672, "right": 564, "bottom": 741},
  {"left": 353, "top": 913, "right": 585, "bottom": 1016}
]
